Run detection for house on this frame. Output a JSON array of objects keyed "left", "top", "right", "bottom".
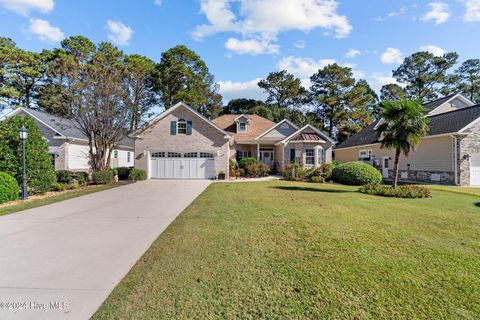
[
  {"left": 134, "top": 102, "right": 334, "bottom": 180},
  {"left": 335, "top": 93, "right": 480, "bottom": 186},
  {"left": 2, "top": 107, "right": 135, "bottom": 171}
]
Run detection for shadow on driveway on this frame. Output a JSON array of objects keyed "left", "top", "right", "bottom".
[{"left": 271, "top": 186, "right": 355, "bottom": 193}]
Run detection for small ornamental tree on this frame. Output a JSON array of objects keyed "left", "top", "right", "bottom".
[
  {"left": 0, "top": 116, "right": 56, "bottom": 194},
  {"left": 376, "top": 100, "right": 430, "bottom": 188}
]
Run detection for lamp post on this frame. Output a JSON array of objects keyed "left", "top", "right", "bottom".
[{"left": 19, "top": 125, "right": 28, "bottom": 200}]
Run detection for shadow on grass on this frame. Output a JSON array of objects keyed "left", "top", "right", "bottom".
[
  {"left": 474, "top": 202, "right": 480, "bottom": 208},
  {"left": 272, "top": 186, "right": 355, "bottom": 193}
]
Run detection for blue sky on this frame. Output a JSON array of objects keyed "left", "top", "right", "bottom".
[{"left": 1, "top": 0, "right": 479, "bottom": 102}]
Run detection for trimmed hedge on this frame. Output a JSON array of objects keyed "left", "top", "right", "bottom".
[
  {"left": 128, "top": 168, "right": 147, "bottom": 181},
  {"left": 92, "top": 170, "right": 114, "bottom": 185},
  {"left": 332, "top": 162, "right": 382, "bottom": 186},
  {"left": 359, "top": 184, "right": 431, "bottom": 199},
  {"left": 0, "top": 171, "right": 19, "bottom": 204}
]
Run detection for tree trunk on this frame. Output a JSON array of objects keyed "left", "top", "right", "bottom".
[{"left": 393, "top": 148, "right": 401, "bottom": 188}]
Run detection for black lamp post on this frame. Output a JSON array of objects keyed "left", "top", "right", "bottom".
[{"left": 19, "top": 125, "right": 28, "bottom": 200}]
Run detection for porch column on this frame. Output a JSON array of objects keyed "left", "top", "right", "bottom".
[
  {"left": 314, "top": 146, "right": 319, "bottom": 167},
  {"left": 257, "top": 143, "right": 260, "bottom": 160}
]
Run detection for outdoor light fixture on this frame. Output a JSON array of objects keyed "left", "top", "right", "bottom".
[
  {"left": 464, "top": 154, "right": 471, "bottom": 160},
  {"left": 19, "top": 125, "right": 28, "bottom": 200}
]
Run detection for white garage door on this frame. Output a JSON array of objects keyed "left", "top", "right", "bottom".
[
  {"left": 470, "top": 154, "right": 480, "bottom": 186},
  {"left": 150, "top": 152, "right": 215, "bottom": 179}
]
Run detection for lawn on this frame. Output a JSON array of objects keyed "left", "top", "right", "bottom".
[
  {"left": 93, "top": 181, "right": 480, "bottom": 319},
  {"left": 0, "top": 184, "right": 121, "bottom": 216}
]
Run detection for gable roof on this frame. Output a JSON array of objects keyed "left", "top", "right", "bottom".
[
  {"left": 336, "top": 104, "right": 480, "bottom": 149},
  {"left": 255, "top": 119, "right": 299, "bottom": 140},
  {"left": 3, "top": 107, "right": 134, "bottom": 148},
  {"left": 138, "top": 102, "right": 233, "bottom": 140},
  {"left": 278, "top": 124, "right": 336, "bottom": 145},
  {"left": 422, "top": 93, "right": 474, "bottom": 114},
  {"left": 212, "top": 114, "right": 276, "bottom": 142}
]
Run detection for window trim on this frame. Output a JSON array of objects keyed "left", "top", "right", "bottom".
[
  {"left": 114, "top": 150, "right": 118, "bottom": 159},
  {"left": 177, "top": 119, "right": 187, "bottom": 135},
  {"left": 305, "top": 148, "right": 315, "bottom": 165},
  {"left": 238, "top": 122, "right": 247, "bottom": 133}
]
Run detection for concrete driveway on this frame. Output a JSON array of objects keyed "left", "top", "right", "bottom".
[{"left": 0, "top": 180, "right": 211, "bottom": 320}]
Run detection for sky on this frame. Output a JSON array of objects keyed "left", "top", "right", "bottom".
[{"left": 1, "top": 0, "right": 480, "bottom": 103}]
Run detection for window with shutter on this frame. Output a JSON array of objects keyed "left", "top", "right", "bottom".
[{"left": 170, "top": 121, "right": 177, "bottom": 135}]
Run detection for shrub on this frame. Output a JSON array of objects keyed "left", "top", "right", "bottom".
[
  {"left": 238, "top": 157, "right": 258, "bottom": 169},
  {"left": 56, "top": 170, "right": 72, "bottom": 183},
  {"left": 67, "top": 183, "right": 79, "bottom": 190},
  {"left": 0, "top": 172, "right": 19, "bottom": 204},
  {"left": 359, "top": 184, "right": 431, "bottom": 199},
  {"left": 304, "top": 163, "right": 334, "bottom": 182},
  {"left": 281, "top": 163, "right": 306, "bottom": 181},
  {"left": 0, "top": 116, "right": 55, "bottom": 194},
  {"left": 110, "top": 168, "right": 118, "bottom": 177},
  {"left": 128, "top": 168, "right": 147, "bottom": 181},
  {"left": 311, "top": 176, "right": 325, "bottom": 183},
  {"left": 229, "top": 159, "right": 238, "bottom": 178},
  {"left": 117, "top": 167, "right": 131, "bottom": 180},
  {"left": 244, "top": 163, "right": 270, "bottom": 178},
  {"left": 92, "top": 170, "right": 113, "bottom": 185},
  {"left": 72, "top": 172, "right": 88, "bottom": 185},
  {"left": 332, "top": 162, "right": 382, "bottom": 186},
  {"left": 234, "top": 168, "right": 245, "bottom": 178},
  {"left": 51, "top": 183, "right": 68, "bottom": 192}
]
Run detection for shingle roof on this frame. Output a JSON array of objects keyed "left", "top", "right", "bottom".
[
  {"left": 291, "top": 133, "right": 325, "bottom": 142},
  {"left": 422, "top": 93, "right": 457, "bottom": 112},
  {"left": 336, "top": 104, "right": 480, "bottom": 149},
  {"left": 212, "top": 114, "right": 276, "bottom": 142},
  {"left": 21, "top": 108, "right": 134, "bottom": 148}
]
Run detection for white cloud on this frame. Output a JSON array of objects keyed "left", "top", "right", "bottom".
[
  {"left": 218, "top": 78, "right": 266, "bottom": 102},
  {"left": 278, "top": 56, "right": 336, "bottom": 79},
  {"left": 225, "top": 37, "right": 279, "bottom": 55},
  {"left": 380, "top": 48, "right": 404, "bottom": 64},
  {"left": 154, "top": 0, "right": 162, "bottom": 6},
  {"left": 0, "top": 0, "right": 54, "bottom": 15},
  {"left": 464, "top": 0, "right": 480, "bottom": 22},
  {"left": 376, "top": 6, "right": 408, "bottom": 21},
  {"left": 345, "top": 49, "right": 361, "bottom": 58},
  {"left": 294, "top": 39, "right": 306, "bottom": 49},
  {"left": 28, "top": 18, "right": 64, "bottom": 42},
  {"left": 370, "top": 72, "right": 404, "bottom": 92},
  {"left": 419, "top": 44, "right": 445, "bottom": 56},
  {"left": 107, "top": 20, "right": 134, "bottom": 46},
  {"left": 421, "top": 2, "right": 450, "bottom": 25},
  {"left": 193, "top": 0, "right": 352, "bottom": 54}
]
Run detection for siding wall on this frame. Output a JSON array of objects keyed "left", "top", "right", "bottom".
[
  {"left": 429, "top": 98, "right": 472, "bottom": 116},
  {"left": 335, "top": 136, "right": 454, "bottom": 172}
]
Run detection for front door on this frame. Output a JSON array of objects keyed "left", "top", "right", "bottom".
[
  {"left": 260, "top": 151, "right": 274, "bottom": 169},
  {"left": 382, "top": 157, "right": 390, "bottom": 178}
]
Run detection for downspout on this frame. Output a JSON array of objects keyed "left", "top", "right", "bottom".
[{"left": 451, "top": 135, "right": 458, "bottom": 185}]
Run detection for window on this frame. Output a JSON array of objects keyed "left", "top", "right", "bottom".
[
  {"left": 237, "top": 151, "right": 251, "bottom": 159},
  {"left": 200, "top": 152, "right": 214, "bottom": 158},
  {"left": 359, "top": 149, "right": 372, "bottom": 161},
  {"left": 114, "top": 150, "right": 118, "bottom": 159},
  {"left": 305, "top": 149, "right": 315, "bottom": 165},
  {"left": 127, "top": 152, "right": 131, "bottom": 163},
  {"left": 50, "top": 153, "right": 56, "bottom": 167},
  {"left": 177, "top": 119, "right": 187, "bottom": 134},
  {"left": 168, "top": 152, "right": 182, "bottom": 158},
  {"left": 280, "top": 122, "right": 289, "bottom": 129},
  {"left": 151, "top": 152, "right": 166, "bottom": 158},
  {"left": 183, "top": 152, "right": 198, "bottom": 158},
  {"left": 238, "top": 122, "right": 247, "bottom": 132},
  {"left": 318, "top": 148, "right": 326, "bottom": 164}
]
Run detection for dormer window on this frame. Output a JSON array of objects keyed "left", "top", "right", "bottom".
[{"left": 238, "top": 122, "right": 247, "bottom": 132}]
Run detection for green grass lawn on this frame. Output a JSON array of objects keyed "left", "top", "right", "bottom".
[
  {"left": 0, "top": 184, "right": 121, "bottom": 217},
  {"left": 93, "top": 181, "right": 480, "bottom": 319}
]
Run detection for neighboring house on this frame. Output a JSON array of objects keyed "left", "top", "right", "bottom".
[
  {"left": 335, "top": 93, "right": 480, "bottom": 186},
  {"left": 2, "top": 107, "right": 135, "bottom": 171},
  {"left": 134, "top": 102, "right": 334, "bottom": 180}
]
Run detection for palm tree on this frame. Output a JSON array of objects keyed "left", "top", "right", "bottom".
[{"left": 376, "top": 99, "right": 429, "bottom": 188}]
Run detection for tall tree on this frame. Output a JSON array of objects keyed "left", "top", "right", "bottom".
[
  {"left": 393, "top": 51, "right": 458, "bottom": 102},
  {"left": 222, "top": 98, "right": 265, "bottom": 115},
  {"left": 0, "top": 37, "right": 18, "bottom": 110},
  {"left": 310, "top": 63, "right": 375, "bottom": 139},
  {"left": 380, "top": 83, "right": 406, "bottom": 102},
  {"left": 258, "top": 70, "right": 307, "bottom": 122},
  {"left": 123, "top": 54, "right": 158, "bottom": 131},
  {"left": 455, "top": 59, "right": 480, "bottom": 103},
  {"left": 376, "top": 99, "right": 429, "bottom": 188},
  {"left": 42, "top": 36, "right": 131, "bottom": 171},
  {"left": 156, "top": 45, "right": 221, "bottom": 112}
]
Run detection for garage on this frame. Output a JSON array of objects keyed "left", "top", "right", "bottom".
[
  {"left": 470, "top": 154, "right": 480, "bottom": 186},
  {"left": 150, "top": 152, "right": 215, "bottom": 179}
]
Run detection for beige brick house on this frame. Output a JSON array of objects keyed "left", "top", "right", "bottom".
[
  {"left": 335, "top": 94, "right": 480, "bottom": 186},
  {"left": 134, "top": 102, "right": 334, "bottom": 180}
]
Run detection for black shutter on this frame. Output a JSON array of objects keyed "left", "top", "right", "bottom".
[
  {"left": 170, "top": 121, "right": 177, "bottom": 135},
  {"left": 186, "top": 121, "right": 193, "bottom": 135},
  {"left": 290, "top": 149, "right": 295, "bottom": 162}
]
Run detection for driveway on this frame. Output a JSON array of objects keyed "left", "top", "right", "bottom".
[{"left": 0, "top": 180, "right": 211, "bottom": 320}]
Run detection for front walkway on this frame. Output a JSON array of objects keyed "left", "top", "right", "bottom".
[{"left": 0, "top": 180, "right": 211, "bottom": 320}]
